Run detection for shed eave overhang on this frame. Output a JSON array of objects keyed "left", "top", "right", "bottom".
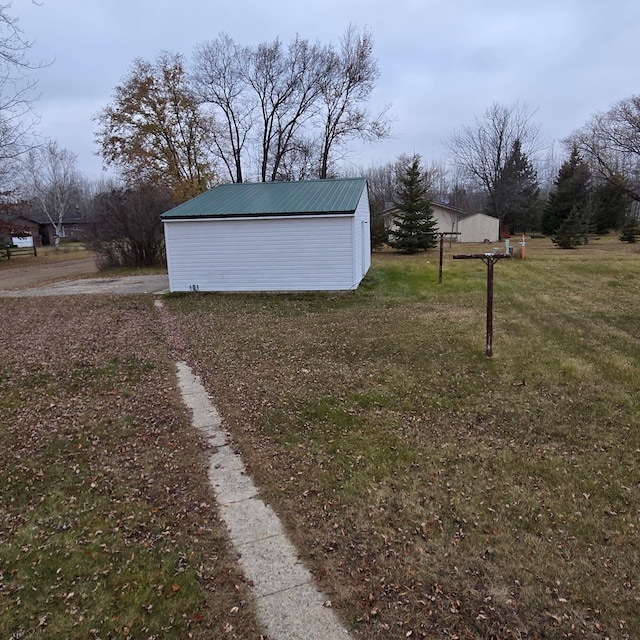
[{"left": 162, "top": 210, "right": 355, "bottom": 221}]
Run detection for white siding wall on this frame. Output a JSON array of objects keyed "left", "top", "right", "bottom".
[
  {"left": 385, "top": 204, "right": 462, "bottom": 239},
  {"left": 352, "top": 187, "right": 371, "bottom": 282},
  {"left": 431, "top": 205, "right": 461, "bottom": 236},
  {"left": 164, "top": 215, "right": 357, "bottom": 292},
  {"left": 458, "top": 214, "right": 500, "bottom": 243}
]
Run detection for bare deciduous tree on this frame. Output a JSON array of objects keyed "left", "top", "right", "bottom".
[
  {"left": 316, "top": 26, "right": 391, "bottom": 179},
  {"left": 243, "top": 36, "right": 326, "bottom": 182},
  {"left": 364, "top": 161, "right": 399, "bottom": 214},
  {"left": 88, "top": 182, "right": 171, "bottom": 268},
  {"left": 192, "top": 34, "right": 253, "bottom": 183},
  {"left": 0, "top": 3, "right": 45, "bottom": 183},
  {"left": 568, "top": 95, "right": 640, "bottom": 201},
  {"left": 190, "top": 27, "right": 391, "bottom": 182},
  {"left": 447, "top": 102, "right": 540, "bottom": 229},
  {"left": 22, "top": 141, "right": 82, "bottom": 249}
]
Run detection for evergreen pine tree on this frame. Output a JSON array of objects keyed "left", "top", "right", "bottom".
[
  {"left": 541, "top": 147, "right": 590, "bottom": 236},
  {"left": 552, "top": 206, "right": 584, "bottom": 248},
  {"left": 593, "top": 180, "right": 631, "bottom": 233},
  {"left": 496, "top": 139, "right": 541, "bottom": 234},
  {"left": 388, "top": 155, "right": 438, "bottom": 253},
  {"left": 580, "top": 194, "right": 599, "bottom": 245},
  {"left": 619, "top": 214, "right": 640, "bottom": 243}
]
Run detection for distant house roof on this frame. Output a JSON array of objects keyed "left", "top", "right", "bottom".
[
  {"left": 383, "top": 200, "right": 467, "bottom": 217},
  {"left": 29, "top": 211, "right": 86, "bottom": 226},
  {"left": 0, "top": 212, "right": 38, "bottom": 236},
  {"left": 161, "top": 178, "right": 368, "bottom": 220},
  {"left": 431, "top": 201, "right": 468, "bottom": 216}
]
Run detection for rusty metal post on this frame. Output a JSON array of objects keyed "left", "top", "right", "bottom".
[
  {"left": 437, "top": 232, "right": 460, "bottom": 284},
  {"left": 452, "top": 252, "right": 510, "bottom": 357},
  {"left": 485, "top": 256, "right": 494, "bottom": 357}
]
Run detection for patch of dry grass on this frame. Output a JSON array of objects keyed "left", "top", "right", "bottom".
[
  {"left": 0, "top": 296, "right": 266, "bottom": 639},
  {"left": 164, "top": 236, "right": 640, "bottom": 639}
]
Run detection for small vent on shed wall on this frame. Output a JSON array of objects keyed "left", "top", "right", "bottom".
[{"left": 189, "top": 284, "right": 200, "bottom": 292}]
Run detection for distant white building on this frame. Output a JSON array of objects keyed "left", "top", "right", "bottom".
[
  {"left": 457, "top": 212, "right": 500, "bottom": 243},
  {"left": 383, "top": 202, "right": 499, "bottom": 243}
]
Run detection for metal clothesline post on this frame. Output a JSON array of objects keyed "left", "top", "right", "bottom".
[
  {"left": 452, "top": 252, "right": 511, "bottom": 357},
  {"left": 437, "top": 232, "right": 461, "bottom": 284}
]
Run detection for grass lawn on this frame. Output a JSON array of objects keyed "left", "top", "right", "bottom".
[
  {"left": 2, "top": 236, "right": 638, "bottom": 639},
  {"left": 0, "top": 297, "right": 265, "bottom": 639},
  {"left": 163, "top": 236, "right": 640, "bottom": 639},
  {"left": 0, "top": 243, "right": 92, "bottom": 268}
]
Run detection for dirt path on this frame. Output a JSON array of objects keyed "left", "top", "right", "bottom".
[{"left": 0, "top": 256, "right": 99, "bottom": 290}]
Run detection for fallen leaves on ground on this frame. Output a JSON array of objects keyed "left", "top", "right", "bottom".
[{"left": 0, "top": 295, "right": 267, "bottom": 639}]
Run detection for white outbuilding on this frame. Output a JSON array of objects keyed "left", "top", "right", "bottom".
[
  {"left": 161, "top": 178, "right": 371, "bottom": 292},
  {"left": 382, "top": 202, "right": 500, "bottom": 244},
  {"left": 457, "top": 212, "right": 500, "bottom": 243}
]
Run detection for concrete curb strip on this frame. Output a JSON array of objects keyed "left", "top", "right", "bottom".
[{"left": 175, "top": 361, "right": 351, "bottom": 640}]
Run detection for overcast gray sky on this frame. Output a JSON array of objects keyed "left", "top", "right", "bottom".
[{"left": 18, "top": 0, "right": 640, "bottom": 181}]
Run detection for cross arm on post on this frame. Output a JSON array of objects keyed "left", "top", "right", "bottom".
[{"left": 452, "top": 252, "right": 511, "bottom": 262}]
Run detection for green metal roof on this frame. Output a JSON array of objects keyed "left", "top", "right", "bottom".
[{"left": 161, "top": 178, "right": 367, "bottom": 219}]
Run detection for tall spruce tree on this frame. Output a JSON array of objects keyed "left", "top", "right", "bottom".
[
  {"left": 541, "top": 147, "right": 591, "bottom": 237},
  {"left": 388, "top": 154, "right": 438, "bottom": 253},
  {"left": 593, "top": 179, "right": 631, "bottom": 233},
  {"left": 497, "top": 139, "right": 541, "bottom": 233}
]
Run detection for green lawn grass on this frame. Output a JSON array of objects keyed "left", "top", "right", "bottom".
[
  {"left": 2, "top": 237, "right": 638, "bottom": 639},
  {"left": 165, "top": 237, "right": 640, "bottom": 639}
]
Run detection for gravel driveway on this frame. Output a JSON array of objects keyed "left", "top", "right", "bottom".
[
  {"left": 0, "top": 274, "right": 169, "bottom": 297},
  {"left": 0, "top": 256, "right": 169, "bottom": 297}
]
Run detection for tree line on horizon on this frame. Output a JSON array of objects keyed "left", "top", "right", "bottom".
[
  {"left": 373, "top": 99, "right": 640, "bottom": 252},
  {"left": 1, "top": 4, "right": 640, "bottom": 263},
  {"left": 94, "top": 27, "right": 390, "bottom": 198}
]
